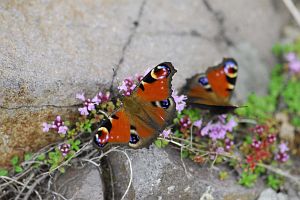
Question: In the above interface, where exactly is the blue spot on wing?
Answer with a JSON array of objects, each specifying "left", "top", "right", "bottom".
[{"left": 198, "top": 76, "right": 209, "bottom": 86}]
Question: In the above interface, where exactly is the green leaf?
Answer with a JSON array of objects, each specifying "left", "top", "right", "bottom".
[
  {"left": 239, "top": 171, "right": 257, "bottom": 187},
  {"left": 14, "top": 166, "right": 23, "bottom": 173},
  {"left": 236, "top": 93, "right": 275, "bottom": 121},
  {"left": 48, "top": 152, "right": 56, "bottom": 160},
  {"left": 161, "top": 139, "right": 169, "bottom": 147},
  {"left": 58, "top": 167, "right": 65, "bottom": 173},
  {"left": 282, "top": 80, "right": 300, "bottom": 114},
  {"left": 0, "top": 169, "right": 9, "bottom": 176},
  {"left": 37, "top": 154, "right": 46, "bottom": 161},
  {"left": 155, "top": 139, "right": 169, "bottom": 148},
  {"left": 24, "top": 153, "right": 33, "bottom": 161},
  {"left": 182, "top": 109, "right": 201, "bottom": 122},
  {"left": 70, "top": 139, "right": 81, "bottom": 151},
  {"left": 267, "top": 174, "right": 281, "bottom": 190},
  {"left": 48, "top": 150, "right": 61, "bottom": 163},
  {"left": 272, "top": 43, "right": 283, "bottom": 56},
  {"left": 154, "top": 139, "right": 164, "bottom": 148},
  {"left": 181, "top": 149, "right": 189, "bottom": 158},
  {"left": 254, "top": 166, "right": 266, "bottom": 175},
  {"left": 292, "top": 116, "right": 300, "bottom": 127},
  {"left": 245, "top": 135, "right": 253, "bottom": 145},
  {"left": 74, "top": 139, "right": 81, "bottom": 145},
  {"left": 50, "top": 164, "right": 58, "bottom": 171},
  {"left": 11, "top": 156, "right": 19, "bottom": 166}
]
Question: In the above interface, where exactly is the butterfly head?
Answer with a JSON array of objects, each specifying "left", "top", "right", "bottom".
[
  {"left": 151, "top": 65, "right": 171, "bottom": 80},
  {"left": 223, "top": 59, "right": 238, "bottom": 78}
]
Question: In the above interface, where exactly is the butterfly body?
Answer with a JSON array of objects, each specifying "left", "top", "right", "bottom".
[
  {"left": 184, "top": 58, "right": 238, "bottom": 113},
  {"left": 94, "top": 63, "right": 177, "bottom": 149}
]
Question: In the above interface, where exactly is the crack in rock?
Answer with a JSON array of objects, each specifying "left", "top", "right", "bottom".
[
  {"left": 202, "top": 0, "right": 234, "bottom": 47},
  {"left": 110, "top": 0, "right": 147, "bottom": 93}
]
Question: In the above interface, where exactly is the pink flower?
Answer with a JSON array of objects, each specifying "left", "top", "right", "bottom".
[
  {"left": 224, "top": 118, "right": 237, "bottom": 132},
  {"left": 59, "top": 143, "right": 71, "bottom": 156},
  {"left": 278, "top": 142, "right": 289, "bottom": 153},
  {"left": 225, "top": 138, "right": 234, "bottom": 151},
  {"left": 76, "top": 93, "right": 86, "bottom": 101},
  {"left": 42, "top": 116, "right": 68, "bottom": 135},
  {"left": 51, "top": 116, "right": 63, "bottom": 131},
  {"left": 92, "top": 91, "right": 110, "bottom": 105},
  {"left": 161, "top": 129, "right": 172, "bottom": 138},
  {"left": 78, "top": 107, "right": 89, "bottom": 116},
  {"left": 58, "top": 126, "right": 68, "bottom": 135},
  {"left": 87, "top": 101, "right": 95, "bottom": 111},
  {"left": 267, "top": 134, "right": 276, "bottom": 143},
  {"left": 289, "top": 60, "right": 300, "bottom": 73},
  {"left": 193, "top": 120, "right": 202, "bottom": 128},
  {"left": 275, "top": 152, "right": 289, "bottom": 163},
  {"left": 179, "top": 116, "right": 192, "bottom": 129},
  {"left": 285, "top": 52, "right": 297, "bottom": 62},
  {"left": 216, "top": 147, "right": 225, "bottom": 154},
  {"left": 200, "top": 122, "right": 210, "bottom": 137},
  {"left": 285, "top": 52, "right": 300, "bottom": 73},
  {"left": 252, "top": 125, "right": 266, "bottom": 135},
  {"left": 251, "top": 139, "right": 262, "bottom": 149},
  {"left": 42, "top": 122, "right": 51, "bottom": 132},
  {"left": 208, "top": 123, "right": 227, "bottom": 140},
  {"left": 172, "top": 90, "right": 187, "bottom": 113},
  {"left": 76, "top": 93, "right": 95, "bottom": 115},
  {"left": 201, "top": 122, "right": 226, "bottom": 140},
  {"left": 118, "top": 78, "right": 137, "bottom": 96},
  {"left": 200, "top": 115, "right": 237, "bottom": 141},
  {"left": 218, "top": 114, "right": 227, "bottom": 124}
]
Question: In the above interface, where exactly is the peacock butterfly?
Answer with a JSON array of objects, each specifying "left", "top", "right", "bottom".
[
  {"left": 183, "top": 58, "right": 238, "bottom": 114},
  {"left": 93, "top": 62, "right": 177, "bottom": 148}
]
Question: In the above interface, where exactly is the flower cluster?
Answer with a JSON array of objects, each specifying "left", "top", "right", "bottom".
[
  {"left": 59, "top": 143, "right": 71, "bottom": 156},
  {"left": 172, "top": 90, "right": 187, "bottom": 113},
  {"left": 243, "top": 124, "right": 288, "bottom": 171},
  {"left": 92, "top": 91, "right": 111, "bottom": 105},
  {"left": 224, "top": 138, "right": 234, "bottom": 151},
  {"left": 200, "top": 115, "right": 237, "bottom": 141},
  {"left": 118, "top": 77, "right": 137, "bottom": 96},
  {"left": 179, "top": 116, "right": 192, "bottom": 130},
  {"left": 42, "top": 116, "right": 68, "bottom": 135},
  {"left": 76, "top": 93, "right": 95, "bottom": 116},
  {"left": 285, "top": 52, "right": 300, "bottom": 74},
  {"left": 76, "top": 91, "right": 110, "bottom": 115}
]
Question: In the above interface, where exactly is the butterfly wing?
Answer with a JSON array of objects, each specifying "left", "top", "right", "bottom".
[
  {"left": 94, "top": 62, "right": 177, "bottom": 148},
  {"left": 184, "top": 58, "right": 238, "bottom": 113}
]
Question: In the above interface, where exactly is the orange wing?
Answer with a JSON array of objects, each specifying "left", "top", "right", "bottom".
[
  {"left": 184, "top": 58, "right": 238, "bottom": 113},
  {"left": 136, "top": 62, "right": 176, "bottom": 101},
  {"left": 93, "top": 108, "right": 130, "bottom": 148},
  {"left": 93, "top": 62, "right": 177, "bottom": 148}
]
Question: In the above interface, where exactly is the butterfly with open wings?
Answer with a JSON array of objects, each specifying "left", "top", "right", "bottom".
[
  {"left": 183, "top": 58, "right": 239, "bottom": 114},
  {"left": 93, "top": 62, "right": 177, "bottom": 149}
]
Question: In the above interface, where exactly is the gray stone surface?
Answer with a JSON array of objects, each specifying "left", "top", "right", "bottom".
[
  {"left": 0, "top": 0, "right": 144, "bottom": 107},
  {"left": 257, "top": 188, "right": 289, "bottom": 200},
  {"left": 54, "top": 165, "right": 104, "bottom": 200},
  {"left": 107, "top": 146, "right": 263, "bottom": 200}
]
